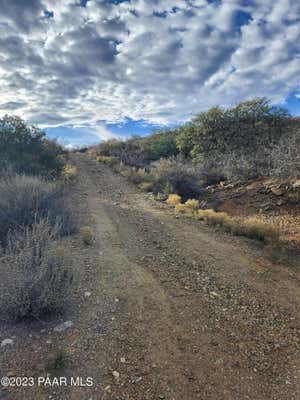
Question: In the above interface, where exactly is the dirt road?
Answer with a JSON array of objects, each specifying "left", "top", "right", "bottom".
[{"left": 1, "top": 153, "right": 299, "bottom": 400}]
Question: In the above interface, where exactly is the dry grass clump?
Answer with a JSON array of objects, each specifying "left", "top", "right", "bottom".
[
  {"left": 166, "top": 194, "right": 182, "bottom": 206},
  {"left": 173, "top": 198, "right": 199, "bottom": 215},
  {"left": 62, "top": 164, "right": 77, "bottom": 180},
  {"left": 197, "top": 209, "right": 279, "bottom": 243},
  {"left": 0, "top": 220, "right": 75, "bottom": 320},
  {"left": 197, "top": 209, "right": 230, "bottom": 226},
  {"left": 174, "top": 203, "right": 188, "bottom": 213},
  {"left": 185, "top": 199, "right": 199, "bottom": 212},
  {"left": 96, "top": 156, "right": 118, "bottom": 166},
  {"left": 80, "top": 226, "right": 93, "bottom": 245},
  {"left": 241, "top": 217, "right": 280, "bottom": 243},
  {"left": 0, "top": 174, "right": 77, "bottom": 245}
]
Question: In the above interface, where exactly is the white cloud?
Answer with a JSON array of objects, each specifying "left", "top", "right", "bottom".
[{"left": 0, "top": 0, "right": 299, "bottom": 130}]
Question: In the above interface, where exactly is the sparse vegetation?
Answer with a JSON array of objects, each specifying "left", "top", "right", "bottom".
[
  {"left": 196, "top": 209, "right": 279, "bottom": 243},
  {"left": 90, "top": 98, "right": 300, "bottom": 187},
  {"left": 46, "top": 349, "right": 70, "bottom": 372},
  {"left": 0, "top": 220, "right": 75, "bottom": 320},
  {"left": 197, "top": 209, "right": 231, "bottom": 227},
  {"left": 0, "top": 173, "right": 77, "bottom": 245},
  {"left": 0, "top": 116, "right": 79, "bottom": 321},
  {"left": 241, "top": 217, "right": 280, "bottom": 243},
  {"left": 85, "top": 99, "right": 299, "bottom": 252}
]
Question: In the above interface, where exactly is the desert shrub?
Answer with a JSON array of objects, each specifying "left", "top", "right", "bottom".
[
  {"left": 121, "top": 166, "right": 151, "bottom": 185},
  {"left": 93, "top": 129, "right": 178, "bottom": 168},
  {"left": 199, "top": 128, "right": 300, "bottom": 183},
  {"left": 149, "top": 157, "right": 203, "bottom": 200},
  {"left": 269, "top": 130, "right": 300, "bottom": 180},
  {"left": 0, "top": 174, "right": 77, "bottom": 245},
  {"left": 94, "top": 138, "right": 147, "bottom": 167},
  {"left": 80, "top": 226, "right": 93, "bottom": 245},
  {"left": 123, "top": 168, "right": 143, "bottom": 184},
  {"left": 0, "top": 115, "right": 64, "bottom": 177},
  {"left": 140, "top": 129, "right": 179, "bottom": 162},
  {"left": 62, "top": 165, "right": 77, "bottom": 181},
  {"left": 138, "top": 182, "right": 152, "bottom": 192},
  {"left": 176, "top": 98, "right": 290, "bottom": 162},
  {"left": 216, "top": 150, "right": 272, "bottom": 182},
  {"left": 166, "top": 194, "right": 182, "bottom": 206},
  {"left": 0, "top": 220, "right": 75, "bottom": 320},
  {"left": 199, "top": 162, "right": 226, "bottom": 186}
]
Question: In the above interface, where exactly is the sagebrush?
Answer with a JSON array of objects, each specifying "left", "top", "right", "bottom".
[
  {"left": 0, "top": 220, "right": 76, "bottom": 320},
  {"left": 0, "top": 173, "right": 77, "bottom": 245}
]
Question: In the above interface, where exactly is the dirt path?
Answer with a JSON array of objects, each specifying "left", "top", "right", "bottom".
[{"left": 1, "top": 153, "right": 299, "bottom": 400}]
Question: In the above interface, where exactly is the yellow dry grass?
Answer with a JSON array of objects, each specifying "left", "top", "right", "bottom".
[{"left": 166, "top": 194, "right": 182, "bottom": 206}]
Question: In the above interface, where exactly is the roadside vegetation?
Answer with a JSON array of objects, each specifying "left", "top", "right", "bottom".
[
  {"left": 89, "top": 98, "right": 300, "bottom": 255},
  {"left": 0, "top": 115, "right": 78, "bottom": 321}
]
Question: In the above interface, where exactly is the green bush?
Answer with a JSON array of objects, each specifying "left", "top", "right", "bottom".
[
  {"left": 0, "top": 115, "right": 64, "bottom": 177},
  {"left": 176, "top": 98, "right": 290, "bottom": 161},
  {"left": 140, "top": 129, "right": 179, "bottom": 162},
  {"left": 93, "top": 129, "right": 178, "bottom": 167}
]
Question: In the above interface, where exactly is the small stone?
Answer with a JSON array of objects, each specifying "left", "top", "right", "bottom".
[
  {"left": 120, "top": 357, "right": 126, "bottom": 363},
  {"left": 112, "top": 371, "right": 120, "bottom": 381},
  {"left": 53, "top": 321, "right": 74, "bottom": 332},
  {"left": 271, "top": 187, "right": 284, "bottom": 196},
  {"left": 131, "top": 376, "right": 142, "bottom": 384},
  {"left": 84, "top": 291, "right": 92, "bottom": 298},
  {"left": 292, "top": 179, "right": 300, "bottom": 189},
  {"left": 1, "top": 338, "right": 14, "bottom": 347},
  {"left": 210, "top": 291, "right": 220, "bottom": 298}
]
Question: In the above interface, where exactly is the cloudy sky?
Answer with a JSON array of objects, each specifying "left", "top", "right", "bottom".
[{"left": 0, "top": 0, "right": 300, "bottom": 146}]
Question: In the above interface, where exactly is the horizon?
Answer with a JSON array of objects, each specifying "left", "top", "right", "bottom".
[{"left": 1, "top": 0, "right": 300, "bottom": 147}]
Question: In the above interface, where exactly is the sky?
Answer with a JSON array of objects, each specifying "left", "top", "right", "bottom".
[{"left": 0, "top": 0, "right": 300, "bottom": 147}]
